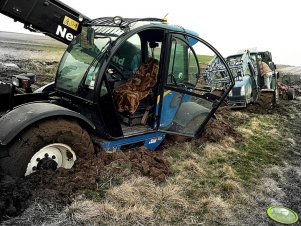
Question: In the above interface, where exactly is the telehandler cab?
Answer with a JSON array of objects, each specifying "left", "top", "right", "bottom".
[{"left": 0, "top": 0, "right": 234, "bottom": 177}]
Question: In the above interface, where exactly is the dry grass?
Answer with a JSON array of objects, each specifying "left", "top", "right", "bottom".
[
  {"left": 198, "top": 196, "right": 233, "bottom": 224},
  {"left": 62, "top": 177, "right": 189, "bottom": 225}
]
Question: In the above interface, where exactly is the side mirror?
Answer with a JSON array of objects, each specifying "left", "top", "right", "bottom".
[{"left": 80, "top": 25, "right": 95, "bottom": 49}]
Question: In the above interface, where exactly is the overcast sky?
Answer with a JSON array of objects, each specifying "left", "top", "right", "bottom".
[{"left": 0, "top": 0, "right": 300, "bottom": 66}]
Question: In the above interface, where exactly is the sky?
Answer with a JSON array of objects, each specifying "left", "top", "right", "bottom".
[{"left": 0, "top": 0, "right": 300, "bottom": 66}]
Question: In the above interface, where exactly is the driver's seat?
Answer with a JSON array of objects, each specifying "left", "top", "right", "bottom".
[{"left": 113, "top": 58, "right": 159, "bottom": 114}]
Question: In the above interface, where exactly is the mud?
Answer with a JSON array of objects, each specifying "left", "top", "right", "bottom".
[
  {"left": 245, "top": 95, "right": 276, "bottom": 114},
  {"left": 102, "top": 148, "right": 170, "bottom": 183},
  {"left": 0, "top": 148, "right": 170, "bottom": 221},
  {"left": 194, "top": 116, "right": 242, "bottom": 145}
]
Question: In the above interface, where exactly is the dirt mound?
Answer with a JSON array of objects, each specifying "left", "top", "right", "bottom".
[
  {"left": 127, "top": 148, "right": 170, "bottom": 182},
  {"left": 194, "top": 118, "right": 241, "bottom": 146},
  {"left": 0, "top": 148, "right": 170, "bottom": 221},
  {"left": 192, "top": 107, "right": 242, "bottom": 145},
  {"left": 164, "top": 107, "right": 242, "bottom": 146},
  {"left": 100, "top": 148, "right": 170, "bottom": 183},
  {"left": 245, "top": 95, "right": 276, "bottom": 114},
  {"left": 0, "top": 173, "right": 32, "bottom": 220}
]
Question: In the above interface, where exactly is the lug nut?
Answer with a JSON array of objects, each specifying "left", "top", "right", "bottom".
[
  {"left": 45, "top": 153, "right": 49, "bottom": 158},
  {"left": 52, "top": 155, "right": 56, "bottom": 159},
  {"left": 32, "top": 166, "right": 37, "bottom": 171},
  {"left": 36, "top": 158, "right": 40, "bottom": 162}
]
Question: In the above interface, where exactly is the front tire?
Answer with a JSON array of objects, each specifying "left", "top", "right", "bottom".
[{"left": 0, "top": 118, "right": 94, "bottom": 177}]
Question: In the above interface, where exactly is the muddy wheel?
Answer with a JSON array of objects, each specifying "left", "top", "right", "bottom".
[
  {"left": 0, "top": 118, "right": 94, "bottom": 177},
  {"left": 257, "top": 92, "right": 276, "bottom": 109},
  {"left": 287, "top": 88, "right": 295, "bottom": 100}
]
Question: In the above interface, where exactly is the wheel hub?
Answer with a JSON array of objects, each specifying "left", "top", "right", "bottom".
[
  {"left": 36, "top": 153, "right": 58, "bottom": 171},
  {"left": 25, "top": 143, "right": 77, "bottom": 176}
]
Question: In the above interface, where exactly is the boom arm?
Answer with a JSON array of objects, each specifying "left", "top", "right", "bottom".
[{"left": 0, "top": 0, "right": 90, "bottom": 44}]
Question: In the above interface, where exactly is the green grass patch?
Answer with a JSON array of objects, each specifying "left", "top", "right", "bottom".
[
  {"left": 197, "top": 54, "right": 214, "bottom": 63},
  {"left": 229, "top": 115, "right": 286, "bottom": 185}
]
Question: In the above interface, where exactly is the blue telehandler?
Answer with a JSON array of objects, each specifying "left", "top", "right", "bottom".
[{"left": 0, "top": 0, "right": 234, "bottom": 177}]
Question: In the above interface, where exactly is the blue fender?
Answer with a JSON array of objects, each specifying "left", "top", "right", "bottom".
[{"left": 0, "top": 102, "right": 95, "bottom": 145}]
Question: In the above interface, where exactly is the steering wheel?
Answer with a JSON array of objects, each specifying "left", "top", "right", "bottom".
[{"left": 108, "top": 63, "right": 126, "bottom": 81}]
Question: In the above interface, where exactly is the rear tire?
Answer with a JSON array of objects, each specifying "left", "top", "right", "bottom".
[
  {"left": 257, "top": 92, "right": 276, "bottom": 109},
  {"left": 0, "top": 118, "right": 94, "bottom": 178}
]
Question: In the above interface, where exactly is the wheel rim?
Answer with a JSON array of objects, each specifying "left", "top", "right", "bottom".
[{"left": 25, "top": 143, "right": 77, "bottom": 176}]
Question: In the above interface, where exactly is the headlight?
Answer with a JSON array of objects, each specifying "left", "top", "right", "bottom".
[
  {"left": 240, "top": 86, "right": 245, "bottom": 95},
  {"left": 228, "top": 90, "right": 233, "bottom": 97}
]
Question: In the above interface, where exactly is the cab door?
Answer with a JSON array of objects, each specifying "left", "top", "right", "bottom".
[{"left": 157, "top": 34, "right": 234, "bottom": 137}]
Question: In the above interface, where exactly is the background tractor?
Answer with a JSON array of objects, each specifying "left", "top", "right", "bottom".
[{"left": 207, "top": 49, "right": 279, "bottom": 109}]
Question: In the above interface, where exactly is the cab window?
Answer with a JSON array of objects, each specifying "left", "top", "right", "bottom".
[
  {"left": 111, "top": 34, "right": 142, "bottom": 77},
  {"left": 148, "top": 41, "right": 162, "bottom": 61},
  {"left": 167, "top": 37, "right": 198, "bottom": 86}
]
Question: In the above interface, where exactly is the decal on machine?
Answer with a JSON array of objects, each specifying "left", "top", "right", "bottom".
[
  {"left": 56, "top": 25, "right": 75, "bottom": 41},
  {"left": 55, "top": 16, "right": 79, "bottom": 42},
  {"left": 63, "top": 16, "right": 79, "bottom": 31}
]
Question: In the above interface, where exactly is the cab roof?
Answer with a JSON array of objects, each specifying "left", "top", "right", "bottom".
[{"left": 86, "top": 17, "right": 199, "bottom": 38}]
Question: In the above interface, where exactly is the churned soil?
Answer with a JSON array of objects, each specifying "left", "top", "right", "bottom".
[
  {"left": 197, "top": 117, "right": 241, "bottom": 144},
  {"left": 0, "top": 147, "right": 171, "bottom": 220}
]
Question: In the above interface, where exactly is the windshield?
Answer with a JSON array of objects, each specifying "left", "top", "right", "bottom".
[{"left": 56, "top": 35, "right": 113, "bottom": 93}]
